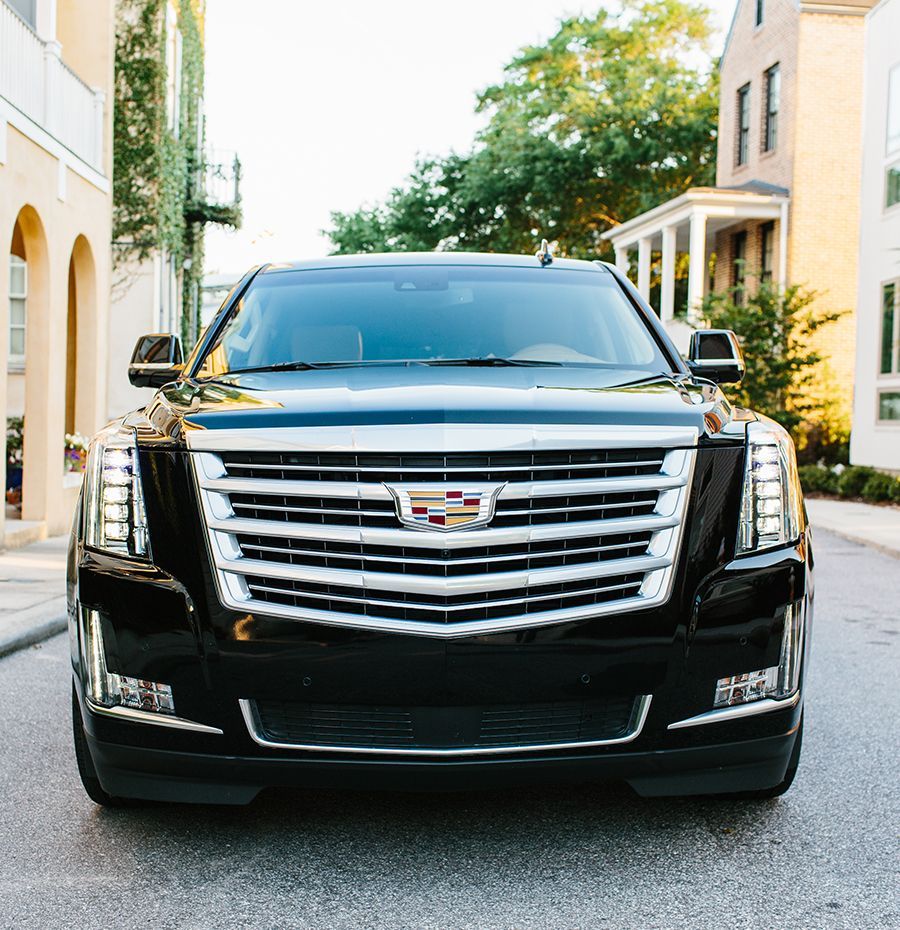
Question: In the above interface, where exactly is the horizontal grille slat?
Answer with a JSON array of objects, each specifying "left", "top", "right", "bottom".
[
  {"left": 221, "top": 449, "right": 668, "bottom": 485},
  {"left": 244, "top": 573, "right": 644, "bottom": 624},
  {"left": 193, "top": 441, "right": 694, "bottom": 636},
  {"left": 235, "top": 531, "right": 653, "bottom": 576}
]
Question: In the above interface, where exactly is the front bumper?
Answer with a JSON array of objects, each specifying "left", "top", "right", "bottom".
[
  {"left": 80, "top": 702, "right": 802, "bottom": 803},
  {"left": 70, "top": 522, "right": 812, "bottom": 803}
]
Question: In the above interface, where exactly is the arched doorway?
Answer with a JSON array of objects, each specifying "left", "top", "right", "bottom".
[
  {"left": 7, "top": 206, "right": 51, "bottom": 525},
  {"left": 65, "top": 235, "right": 99, "bottom": 446}
]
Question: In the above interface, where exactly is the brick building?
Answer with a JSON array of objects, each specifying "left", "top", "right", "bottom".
[{"left": 602, "top": 0, "right": 875, "bottom": 432}]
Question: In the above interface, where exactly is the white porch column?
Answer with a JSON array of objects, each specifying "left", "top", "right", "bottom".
[
  {"left": 778, "top": 201, "right": 789, "bottom": 291},
  {"left": 687, "top": 211, "right": 707, "bottom": 325},
  {"left": 614, "top": 246, "right": 629, "bottom": 275},
  {"left": 660, "top": 225, "right": 677, "bottom": 323},
  {"left": 637, "top": 237, "right": 652, "bottom": 301}
]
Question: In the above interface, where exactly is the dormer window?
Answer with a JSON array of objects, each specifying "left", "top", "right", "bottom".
[{"left": 755, "top": 0, "right": 765, "bottom": 27}]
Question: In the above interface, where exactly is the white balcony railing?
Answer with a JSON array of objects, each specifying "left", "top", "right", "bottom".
[{"left": 0, "top": 2, "right": 104, "bottom": 173}]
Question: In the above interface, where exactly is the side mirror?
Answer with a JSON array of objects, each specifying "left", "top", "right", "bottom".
[
  {"left": 128, "top": 333, "right": 184, "bottom": 388},
  {"left": 686, "top": 329, "right": 745, "bottom": 385}
]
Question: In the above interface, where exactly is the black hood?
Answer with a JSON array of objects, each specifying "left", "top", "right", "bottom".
[{"left": 143, "top": 366, "right": 746, "bottom": 444}]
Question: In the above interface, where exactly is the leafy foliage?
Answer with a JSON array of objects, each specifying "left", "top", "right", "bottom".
[
  {"left": 836, "top": 465, "right": 877, "bottom": 499},
  {"left": 859, "top": 470, "right": 900, "bottom": 503},
  {"left": 700, "top": 280, "right": 846, "bottom": 442},
  {"left": 798, "top": 463, "right": 900, "bottom": 502},
  {"left": 112, "top": 0, "right": 167, "bottom": 259},
  {"left": 113, "top": 1, "right": 240, "bottom": 343},
  {"left": 328, "top": 0, "right": 719, "bottom": 256},
  {"left": 797, "top": 464, "right": 838, "bottom": 495}
]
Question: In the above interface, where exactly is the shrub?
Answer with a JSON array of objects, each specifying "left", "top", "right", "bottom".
[
  {"left": 701, "top": 280, "right": 844, "bottom": 436},
  {"left": 860, "top": 471, "right": 900, "bottom": 503},
  {"left": 798, "top": 464, "right": 838, "bottom": 494},
  {"left": 836, "top": 465, "right": 877, "bottom": 499}
]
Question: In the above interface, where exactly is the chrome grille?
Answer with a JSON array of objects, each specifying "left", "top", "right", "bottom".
[{"left": 190, "top": 424, "right": 697, "bottom": 637}]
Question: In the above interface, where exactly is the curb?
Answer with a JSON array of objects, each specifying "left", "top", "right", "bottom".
[
  {"left": 810, "top": 524, "right": 900, "bottom": 561},
  {"left": 0, "top": 597, "right": 68, "bottom": 659}
]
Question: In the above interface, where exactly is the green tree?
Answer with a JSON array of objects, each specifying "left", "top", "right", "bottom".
[
  {"left": 328, "top": 0, "right": 719, "bottom": 256},
  {"left": 701, "top": 279, "right": 847, "bottom": 455}
]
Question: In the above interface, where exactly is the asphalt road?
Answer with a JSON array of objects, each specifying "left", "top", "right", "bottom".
[{"left": 0, "top": 529, "right": 897, "bottom": 930}]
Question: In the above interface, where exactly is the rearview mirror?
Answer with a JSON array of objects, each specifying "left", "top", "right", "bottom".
[
  {"left": 686, "top": 329, "right": 745, "bottom": 385},
  {"left": 128, "top": 333, "right": 184, "bottom": 388}
]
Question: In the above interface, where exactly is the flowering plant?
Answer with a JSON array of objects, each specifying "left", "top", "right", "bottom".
[
  {"left": 7, "top": 417, "right": 23, "bottom": 468},
  {"left": 64, "top": 433, "right": 89, "bottom": 474}
]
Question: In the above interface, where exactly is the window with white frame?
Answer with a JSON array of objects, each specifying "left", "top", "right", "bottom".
[
  {"left": 881, "top": 281, "right": 899, "bottom": 376},
  {"left": 887, "top": 66, "right": 900, "bottom": 210},
  {"left": 736, "top": 84, "right": 751, "bottom": 166},
  {"left": 763, "top": 65, "right": 780, "bottom": 152},
  {"left": 887, "top": 64, "right": 900, "bottom": 156},
  {"left": 9, "top": 255, "right": 27, "bottom": 368}
]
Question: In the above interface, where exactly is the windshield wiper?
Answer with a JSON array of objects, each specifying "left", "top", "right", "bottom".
[
  {"left": 611, "top": 372, "right": 684, "bottom": 388},
  {"left": 419, "top": 357, "right": 564, "bottom": 367},
  {"left": 209, "top": 360, "right": 370, "bottom": 377}
]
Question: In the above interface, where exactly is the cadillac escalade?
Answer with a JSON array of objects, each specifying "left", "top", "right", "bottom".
[{"left": 68, "top": 251, "right": 811, "bottom": 805}]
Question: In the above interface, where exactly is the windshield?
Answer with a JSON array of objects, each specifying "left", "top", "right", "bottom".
[{"left": 194, "top": 264, "right": 672, "bottom": 377}]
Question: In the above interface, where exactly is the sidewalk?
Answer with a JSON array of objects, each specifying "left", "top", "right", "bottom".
[
  {"left": 805, "top": 497, "right": 900, "bottom": 559},
  {"left": 0, "top": 535, "right": 68, "bottom": 658}
]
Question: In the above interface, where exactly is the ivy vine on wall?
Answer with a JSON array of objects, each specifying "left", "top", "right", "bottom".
[{"left": 112, "top": 0, "right": 241, "bottom": 344}]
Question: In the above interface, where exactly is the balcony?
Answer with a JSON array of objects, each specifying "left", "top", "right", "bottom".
[
  {"left": 0, "top": 1, "right": 104, "bottom": 173},
  {"left": 184, "top": 148, "right": 242, "bottom": 227}
]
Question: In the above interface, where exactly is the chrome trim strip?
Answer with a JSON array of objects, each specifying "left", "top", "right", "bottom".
[
  {"left": 220, "top": 551, "right": 672, "bottom": 596},
  {"left": 196, "top": 473, "right": 688, "bottom": 500},
  {"left": 238, "top": 537, "right": 648, "bottom": 567},
  {"left": 187, "top": 423, "right": 700, "bottom": 453},
  {"left": 667, "top": 691, "right": 801, "bottom": 730},
  {"left": 214, "top": 457, "right": 667, "bottom": 475},
  {"left": 217, "top": 573, "right": 668, "bottom": 638},
  {"left": 239, "top": 695, "right": 652, "bottom": 756},
  {"left": 204, "top": 512, "right": 681, "bottom": 548},
  {"left": 245, "top": 577, "right": 642, "bottom": 612},
  {"left": 85, "top": 700, "right": 224, "bottom": 735}
]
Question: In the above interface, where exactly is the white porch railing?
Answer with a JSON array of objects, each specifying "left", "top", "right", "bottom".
[{"left": 0, "top": 2, "right": 104, "bottom": 173}]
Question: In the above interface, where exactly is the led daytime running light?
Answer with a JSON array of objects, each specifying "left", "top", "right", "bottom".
[
  {"left": 84, "top": 424, "right": 150, "bottom": 559},
  {"left": 738, "top": 420, "right": 801, "bottom": 554}
]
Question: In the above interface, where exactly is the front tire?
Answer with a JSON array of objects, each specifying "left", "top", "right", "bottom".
[{"left": 71, "top": 686, "right": 142, "bottom": 808}]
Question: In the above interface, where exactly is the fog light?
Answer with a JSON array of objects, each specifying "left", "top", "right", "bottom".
[
  {"left": 82, "top": 608, "right": 175, "bottom": 715},
  {"left": 115, "top": 676, "right": 175, "bottom": 714},
  {"left": 715, "top": 668, "right": 777, "bottom": 706},
  {"left": 714, "top": 601, "right": 805, "bottom": 708}
]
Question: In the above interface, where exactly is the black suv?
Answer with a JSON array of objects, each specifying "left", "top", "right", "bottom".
[{"left": 69, "top": 253, "right": 810, "bottom": 805}]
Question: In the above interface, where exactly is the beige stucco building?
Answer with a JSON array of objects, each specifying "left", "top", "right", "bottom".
[
  {"left": 850, "top": 0, "right": 900, "bottom": 472},
  {"left": 603, "top": 0, "right": 874, "bottom": 435},
  {"left": 0, "top": 0, "right": 114, "bottom": 543}
]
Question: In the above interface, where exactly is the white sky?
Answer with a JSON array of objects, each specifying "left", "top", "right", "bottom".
[{"left": 203, "top": 0, "right": 735, "bottom": 275}]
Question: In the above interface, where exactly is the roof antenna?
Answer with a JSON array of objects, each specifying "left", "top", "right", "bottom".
[{"left": 535, "top": 238, "right": 554, "bottom": 266}]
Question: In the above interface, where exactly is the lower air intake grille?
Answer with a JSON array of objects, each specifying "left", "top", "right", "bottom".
[{"left": 251, "top": 696, "right": 640, "bottom": 752}]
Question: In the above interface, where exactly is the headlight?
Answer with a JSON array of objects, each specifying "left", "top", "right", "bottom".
[
  {"left": 83, "top": 423, "right": 151, "bottom": 559},
  {"left": 737, "top": 419, "right": 802, "bottom": 554}
]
